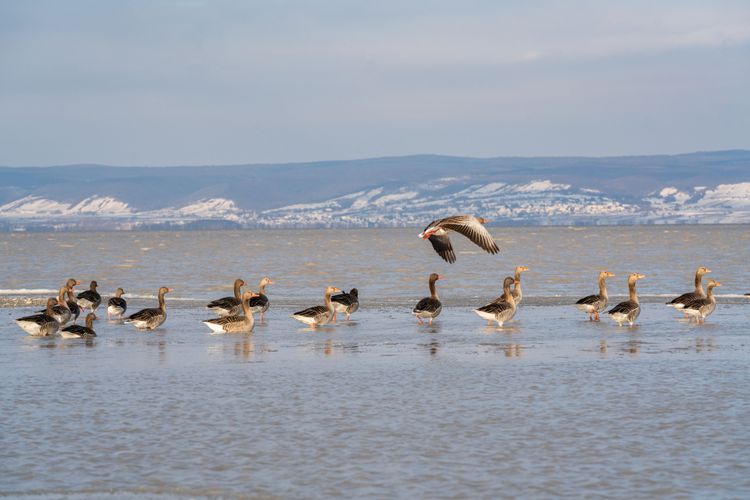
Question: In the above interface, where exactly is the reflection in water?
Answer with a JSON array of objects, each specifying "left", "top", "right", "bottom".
[
  {"left": 695, "top": 337, "right": 716, "bottom": 353},
  {"left": 599, "top": 339, "right": 608, "bottom": 355},
  {"left": 623, "top": 339, "right": 640, "bottom": 356},
  {"left": 503, "top": 343, "right": 523, "bottom": 358},
  {"left": 158, "top": 340, "right": 167, "bottom": 363},
  {"left": 235, "top": 339, "right": 254, "bottom": 359}
]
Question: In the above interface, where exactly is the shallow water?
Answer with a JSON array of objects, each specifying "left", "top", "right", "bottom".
[{"left": 1, "top": 226, "right": 749, "bottom": 498}]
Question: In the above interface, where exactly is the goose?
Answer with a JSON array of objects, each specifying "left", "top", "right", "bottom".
[
  {"left": 331, "top": 288, "right": 359, "bottom": 322},
  {"left": 418, "top": 215, "right": 499, "bottom": 263},
  {"left": 39, "top": 286, "right": 72, "bottom": 325},
  {"left": 575, "top": 271, "right": 615, "bottom": 321},
  {"left": 16, "top": 298, "right": 60, "bottom": 336},
  {"left": 77, "top": 280, "right": 101, "bottom": 314},
  {"left": 124, "top": 286, "right": 172, "bottom": 330},
  {"left": 608, "top": 273, "right": 646, "bottom": 326},
  {"left": 667, "top": 267, "right": 711, "bottom": 310},
  {"left": 206, "top": 278, "right": 245, "bottom": 317},
  {"left": 474, "top": 276, "right": 517, "bottom": 327},
  {"left": 511, "top": 266, "right": 529, "bottom": 304},
  {"left": 413, "top": 273, "right": 443, "bottom": 325},
  {"left": 682, "top": 280, "right": 721, "bottom": 323},
  {"left": 65, "top": 278, "right": 81, "bottom": 322},
  {"left": 248, "top": 277, "right": 273, "bottom": 321},
  {"left": 202, "top": 290, "right": 259, "bottom": 334},
  {"left": 291, "top": 286, "right": 343, "bottom": 328},
  {"left": 107, "top": 288, "right": 127, "bottom": 319},
  {"left": 60, "top": 313, "right": 97, "bottom": 338}
]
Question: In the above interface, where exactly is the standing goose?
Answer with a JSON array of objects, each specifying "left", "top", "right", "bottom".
[
  {"left": 202, "top": 290, "right": 260, "bottom": 334},
  {"left": 474, "top": 276, "right": 517, "bottom": 327},
  {"left": 413, "top": 273, "right": 443, "bottom": 325},
  {"left": 418, "top": 215, "right": 500, "bottom": 263},
  {"left": 206, "top": 278, "right": 245, "bottom": 317},
  {"left": 65, "top": 278, "right": 81, "bottom": 323},
  {"left": 66, "top": 289, "right": 81, "bottom": 323},
  {"left": 16, "top": 298, "right": 60, "bottom": 336},
  {"left": 39, "top": 286, "right": 72, "bottom": 325},
  {"left": 575, "top": 271, "right": 615, "bottom": 321},
  {"left": 107, "top": 288, "right": 127, "bottom": 319},
  {"left": 125, "top": 286, "right": 172, "bottom": 330},
  {"left": 667, "top": 267, "right": 711, "bottom": 310},
  {"left": 291, "top": 286, "right": 343, "bottom": 328},
  {"left": 682, "top": 280, "right": 721, "bottom": 323},
  {"left": 248, "top": 277, "right": 273, "bottom": 321},
  {"left": 511, "top": 266, "right": 529, "bottom": 304},
  {"left": 331, "top": 288, "right": 359, "bottom": 322},
  {"left": 77, "top": 280, "right": 102, "bottom": 314},
  {"left": 608, "top": 273, "right": 646, "bottom": 326},
  {"left": 60, "top": 313, "right": 97, "bottom": 338}
]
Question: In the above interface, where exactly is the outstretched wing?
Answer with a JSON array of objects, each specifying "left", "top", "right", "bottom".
[
  {"left": 441, "top": 216, "right": 499, "bottom": 255},
  {"left": 428, "top": 234, "right": 456, "bottom": 263}
]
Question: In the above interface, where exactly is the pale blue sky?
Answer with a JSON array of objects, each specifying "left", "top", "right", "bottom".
[{"left": 1, "top": 0, "right": 748, "bottom": 166}]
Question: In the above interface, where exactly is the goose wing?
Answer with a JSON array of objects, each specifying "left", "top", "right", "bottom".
[
  {"left": 206, "top": 296, "right": 240, "bottom": 310},
  {"left": 667, "top": 291, "right": 700, "bottom": 306},
  {"left": 576, "top": 294, "right": 602, "bottom": 305},
  {"left": 127, "top": 307, "right": 161, "bottom": 322},
  {"left": 440, "top": 216, "right": 499, "bottom": 255},
  {"left": 204, "top": 315, "right": 242, "bottom": 326},
  {"left": 248, "top": 294, "right": 268, "bottom": 308},
  {"left": 608, "top": 300, "right": 637, "bottom": 315},
  {"left": 108, "top": 297, "right": 127, "bottom": 309},
  {"left": 682, "top": 297, "right": 709, "bottom": 311},
  {"left": 413, "top": 297, "right": 441, "bottom": 313},
  {"left": 331, "top": 292, "right": 354, "bottom": 307},
  {"left": 293, "top": 305, "right": 327, "bottom": 318},
  {"left": 477, "top": 301, "right": 513, "bottom": 315},
  {"left": 428, "top": 234, "right": 456, "bottom": 264}
]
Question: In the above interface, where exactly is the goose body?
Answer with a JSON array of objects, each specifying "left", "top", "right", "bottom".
[
  {"left": 60, "top": 313, "right": 97, "bottom": 338},
  {"left": 248, "top": 277, "right": 273, "bottom": 320},
  {"left": 125, "top": 287, "right": 172, "bottom": 330},
  {"left": 418, "top": 215, "right": 499, "bottom": 263},
  {"left": 682, "top": 281, "right": 721, "bottom": 323},
  {"left": 77, "top": 280, "right": 101, "bottom": 313},
  {"left": 413, "top": 274, "right": 443, "bottom": 324},
  {"left": 66, "top": 289, "right": 81, "bottom": 323},
  {"left": 292, "top": 286, "right": 342, "bottom": 327},
  {"left": 331, "top": 288, "right": 359, "bottom": 321},
  {"left": 107, "top": 288, "right": 127, "bottom": 319},
  {"left": 206, "top": 278, "right": 245, "bottom": 317},
  {"left": 16, "top": 298, "right": 60, "bottom": 336},
  {"left": 608, "top": 273, "right": 645, "bottom": 326},
  {"left": 575, "top": 271, "right": 615, "bottom": 321},
  {"left": 45, "top": 286, "right": 72, "bottom": 325},
  {"left": 475, "top": 276, "right": 517, "bottom": 326},
  {"left": 667, "top": 267, "right": 710, "bottom": 310},
  {"left": 203, "top": 291, "right": 259, "bottom": 334}
]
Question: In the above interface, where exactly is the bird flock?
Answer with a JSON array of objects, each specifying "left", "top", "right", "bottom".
[{"left": 12, "top": 215, "right": 728, "bottom": 337}]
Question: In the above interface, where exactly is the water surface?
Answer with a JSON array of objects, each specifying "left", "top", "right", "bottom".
[{"left": 1, "top": 226, "right": 749, "bottom": 498}]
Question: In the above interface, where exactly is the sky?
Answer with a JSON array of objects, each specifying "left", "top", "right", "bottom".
[{"left": 0, "top": 0, "right": 748, "bottom": 166}]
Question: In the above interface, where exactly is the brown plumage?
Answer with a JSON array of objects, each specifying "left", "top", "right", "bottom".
[{"left": 418, "top": 215, "right": 500, "bottom": 263}]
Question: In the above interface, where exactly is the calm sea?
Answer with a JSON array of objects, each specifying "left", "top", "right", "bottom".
[{"left": 1, "top": 226, "right": 749, "bottom": 498}]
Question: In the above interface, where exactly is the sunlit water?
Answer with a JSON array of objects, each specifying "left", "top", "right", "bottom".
[{"left": 1, "top": 226, "right": 749, "bottom": 498}]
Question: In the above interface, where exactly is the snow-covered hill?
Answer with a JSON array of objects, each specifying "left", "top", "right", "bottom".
[{"left": 1, "top": 151, "right": 749, "bottom": 230}]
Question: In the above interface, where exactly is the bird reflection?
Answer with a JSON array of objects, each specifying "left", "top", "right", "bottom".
[
  {"left": 503, "top": 343, "right": 522, "bottom": 357},
  {"left": 158, "top": 340, "right": 167, "bottom": 363},
  {"left": 599, "top": 339, "right": 608, "bottom": 355},
  {"left": 234, "top": 339, "right": 254, "bottom": 359},
  {"left": 623, "top": 339, "right": 640, "bottom": 356},
  {"left": 695, "top": 337, "right": 716, "bottom": 353}
]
